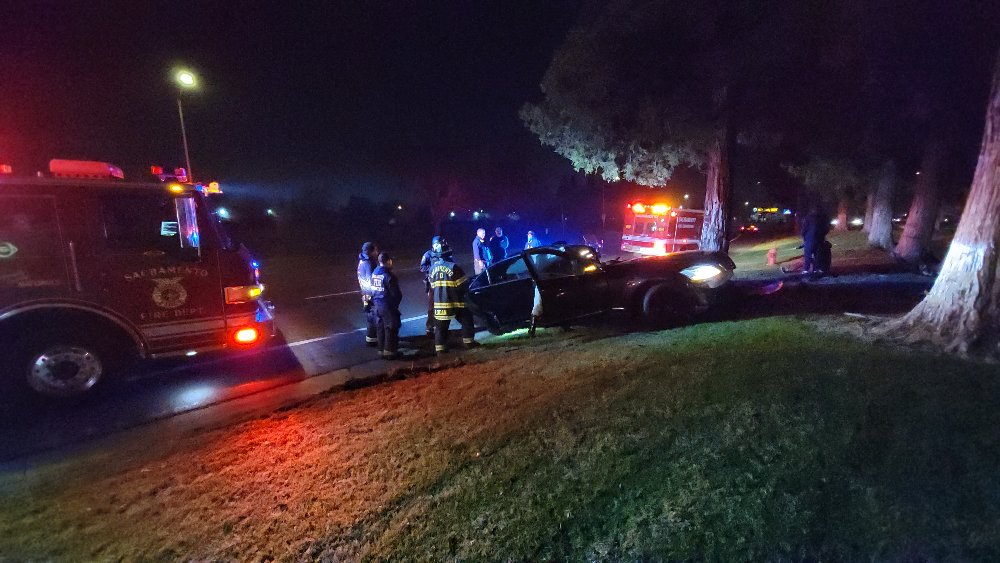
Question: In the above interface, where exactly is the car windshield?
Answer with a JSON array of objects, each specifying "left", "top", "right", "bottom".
[{"left": 205, "top": 198, "right": 237, "bottom": 251}]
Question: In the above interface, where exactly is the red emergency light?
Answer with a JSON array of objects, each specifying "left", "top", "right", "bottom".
[
  {"left": 0, "top": 164, "right": 12, "bottom": 174},
  {"left": 150, "top": 165, "right": 164, "bottom": 175},
  {"left": 630, "top": 202, "right": 671, "bottom": 215},
  {"left": 49, "top": 159, "right": 124, "bottom": 180}
]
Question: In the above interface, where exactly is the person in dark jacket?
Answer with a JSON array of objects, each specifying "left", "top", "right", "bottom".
[
  {"left": 371, "top": 252, "right": 402, "bottom": 359},
  {"left": 800, "top": 206, "right": 831, "bottom": 275},
  {"left": 429, "top": 238, "right": 476, "bottom": 354},
  {"left": 488, "top": 227, "right": 509, "bottom": 262},
  {"left": 356, "top": 242, "right": 378, "bottom": 346},
  {"left": 419, "top": 239, "right": 437, "bottom": 337},
  {"left": 472, "top": 228, "right": 490, "bottom": 274}
]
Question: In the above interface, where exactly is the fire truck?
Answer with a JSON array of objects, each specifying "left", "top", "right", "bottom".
[
  {"left": 0, "top": 160, "right": 274, "bottom": 399},
  {"left": 621, "top": 202, "right": 704, "bottom": 256}
]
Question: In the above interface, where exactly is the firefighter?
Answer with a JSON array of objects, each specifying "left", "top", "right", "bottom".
[
  {"left": 356, "top": 242, "right": 378, "bottom": 346},
  {"left": 371, "top": 252, "right": 402, "bottom": 359},
  {"left": 429, "top": 238, "right": 477, "bottom": 354},
  {"left": 800, "top": 206, "right": 831, "bottom": 275},
  {"left": 419, "top": 239, "right": 436, "bottom": 337}
]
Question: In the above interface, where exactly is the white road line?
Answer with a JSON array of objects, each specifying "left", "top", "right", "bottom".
[
  {"left": 304, "top": 290, "right": 360, "bottom": 300},
  {"left": 286, "top": 314, "right": 428, "bottom": 348}
]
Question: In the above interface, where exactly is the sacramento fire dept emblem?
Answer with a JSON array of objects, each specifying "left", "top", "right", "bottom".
[{"left": 151, "top": 277, "right": 188, "bottom": 309}]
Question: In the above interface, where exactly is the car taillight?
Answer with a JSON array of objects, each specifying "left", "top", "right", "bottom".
[
  {"left": 233, "top": 327, "right": 259, "bottom": 344},
  {"left": 225, "top": 284, "right": 264, "bottom": 304}
]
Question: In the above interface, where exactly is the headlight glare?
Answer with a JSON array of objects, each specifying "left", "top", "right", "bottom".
[{"left": 680, "top": 264, "right": 723, "bottom": 282}]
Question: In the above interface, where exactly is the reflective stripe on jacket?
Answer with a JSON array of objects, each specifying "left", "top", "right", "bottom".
[{"left": 429, "top": 258, "right": 469, "bottom": 320}]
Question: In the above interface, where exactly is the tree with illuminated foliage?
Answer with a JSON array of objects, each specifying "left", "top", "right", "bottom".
[
  {"left": 883, "top": 52, "right": 1000, "bottom": 355},
  {"left": 784, "top": 157, "right": 863, "bottom": 232},
  {"left": 522, "top": 0, "right": 837, "bottom": 252}
]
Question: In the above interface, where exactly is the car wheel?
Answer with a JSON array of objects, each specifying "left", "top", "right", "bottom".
[
  {"left": 641, "top": 283, "right": 696, "bottom": 329},
  {"left": 7, "top": 331, "right": 122, "bottom": 399}
]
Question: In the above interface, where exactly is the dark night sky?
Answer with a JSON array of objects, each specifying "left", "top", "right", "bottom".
[
  {"left": 1, "top": 1, "right": 997, "bottom": 213},
  {"left": 0, "top": 0, "right": 580, "bottom": 202}
]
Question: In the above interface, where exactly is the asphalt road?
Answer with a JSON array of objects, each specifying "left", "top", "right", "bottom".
[{"left": 0, "top": 251, "right": 465, "bottom": 461}]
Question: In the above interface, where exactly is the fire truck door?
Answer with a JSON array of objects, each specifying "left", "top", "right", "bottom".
[
  {"left": 96, "top": 192, "right": 224, "bottom": 347},
  {"left": 0, "top": 195, "right": 68, "bottom": 297}
]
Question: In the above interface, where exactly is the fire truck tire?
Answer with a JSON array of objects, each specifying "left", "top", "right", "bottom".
[
  {"left": 7, "top": 330, "right": 125, "bottom": 400},
  {"left": 641, "top": 283, "right": 696, "bottom": 329}
]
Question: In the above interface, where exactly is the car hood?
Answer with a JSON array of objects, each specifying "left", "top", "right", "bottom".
[{"left": 604, "top": 251, "right": 735, "bottom": 276}]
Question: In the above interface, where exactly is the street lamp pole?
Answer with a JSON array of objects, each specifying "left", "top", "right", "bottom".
[
  {"left": 173, "top": 68, "right": 198, "bottom": 182},
  {"left": 176, "top": 97, "right": 193, "bottom": 182}
]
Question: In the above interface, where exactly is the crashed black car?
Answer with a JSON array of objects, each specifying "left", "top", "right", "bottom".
[{"left": 466, "top": 244, "right": 735, "bottom": 334}]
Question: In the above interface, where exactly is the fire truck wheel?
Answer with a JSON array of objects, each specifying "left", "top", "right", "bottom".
[
  {"left": 641, "top": 283, "right": 696, "bottom": 329},
  {"left": 11, "top": 332, "right": 119, "bottom": 399}
]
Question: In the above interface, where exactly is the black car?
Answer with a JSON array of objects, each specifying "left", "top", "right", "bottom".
[{"left": 466, "top": 244, "right": 735, "bottom": 334}]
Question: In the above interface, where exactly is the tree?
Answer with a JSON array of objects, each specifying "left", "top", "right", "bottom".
[
  {"left": 883, "top": 52, "right": 1000, "bottom": 355},
  {"left": 522, "top": 0, "right": 832, "bottom": 252},
  {"left": 422, "top": 178, "right": 470, "bottom": 235},
  {"left": 867, "top": 160, "right": 897, "bottom": 249},
  {"left": 784, "top": 157, "right": 862, "bottom": 230},
  {"left": 894, "top": 138, "right": 947, "bottom": 262}
]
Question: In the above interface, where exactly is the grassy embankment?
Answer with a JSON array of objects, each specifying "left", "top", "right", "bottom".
[{"left": 2, "top": 316, "right": 1000, "bottom": 561}]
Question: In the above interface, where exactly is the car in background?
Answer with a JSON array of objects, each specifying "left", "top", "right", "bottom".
[{"left": 466, "top": 244, "right": 735, "bottom": 334}]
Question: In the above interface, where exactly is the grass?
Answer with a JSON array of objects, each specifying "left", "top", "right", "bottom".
[{"left": 3, "top": 318, "right": 1000, "bottom": 561}]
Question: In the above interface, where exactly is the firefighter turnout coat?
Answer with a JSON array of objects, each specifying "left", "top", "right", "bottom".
[{"left": 429, "top": 255, "right": 470, "bottom": 320}]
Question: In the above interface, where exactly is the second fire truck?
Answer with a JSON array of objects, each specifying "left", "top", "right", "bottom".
[{"left": 621, "top": 202, "right": 704, "bottom": 256}]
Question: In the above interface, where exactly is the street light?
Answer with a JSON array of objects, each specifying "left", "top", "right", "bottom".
[{"left": 173, "top": 68, "right": 198, "bottom": 182}]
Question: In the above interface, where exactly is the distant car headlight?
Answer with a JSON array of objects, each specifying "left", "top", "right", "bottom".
[{"left": 680, "top": 264, "right": 724, "bottom": 282}]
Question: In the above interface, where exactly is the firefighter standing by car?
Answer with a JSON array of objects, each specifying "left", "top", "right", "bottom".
[
  {"left": 357, "top": 242, "right": 379, "bottom": 346},
  {"left": 419, "top": 240, "right": 436, "bottom": 337},
  {"left": 429, "top": 237, "right": 477, "bottom": 354},
  {"left": 370, "top": 252, "right": 402, "bottom": 359}
]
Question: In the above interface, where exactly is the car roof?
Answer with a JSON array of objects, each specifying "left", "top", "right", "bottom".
[{"left": 525, "top": 243, "right": 593, "bottom": 255}]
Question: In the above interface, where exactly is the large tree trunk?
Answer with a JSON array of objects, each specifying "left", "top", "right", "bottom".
[
  {"left": 833, "top": 196, "right": 849, "bottom": 232},
  {"left": 883, "top": 52, "right": 1000, "bottom": 355},
  {"left": 867, "top": 160, "right": 897, "bottom": 250},
  {"left": 700, "top": 119, "right": 731, "bottom": 253},
  {"left": 894, "top": 139, "right": 946, "bottom": 263},
  {"left": 863, "top": 192, "right": 874, "bottom": 233}
]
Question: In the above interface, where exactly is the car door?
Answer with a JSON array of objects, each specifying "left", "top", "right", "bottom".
[
  {"left": 467, "top": 255, "right": 534, "bottom": 327},
  {"left": 525, "top": 249, "right": 608, "bottom": 324},
  {"left": 95, "top": 190, "right": 225, "bottom": 349}
]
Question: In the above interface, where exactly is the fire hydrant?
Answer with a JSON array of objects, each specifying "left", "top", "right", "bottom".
[{"left": 767, "top": 248, "right": 777, "bottom": 265}]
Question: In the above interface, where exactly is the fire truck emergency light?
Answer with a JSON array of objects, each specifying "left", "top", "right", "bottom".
[
  {"left": 0, "top": 164, "right": 12, "bottom": 174},
  {"left": 631, "top": 203, "right": 646, "bottom": 214},
  {"left": 49, "top": 159, "right": 124, "bottom": 180}
]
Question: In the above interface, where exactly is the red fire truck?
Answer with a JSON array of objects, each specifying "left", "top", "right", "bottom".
[
  {"left": 621, "top": 202, "right": 704, "bottom": 256},
  {"left": 0, "top": 160, "right": 274, "bottom": 398}
]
